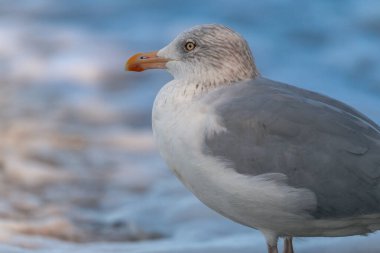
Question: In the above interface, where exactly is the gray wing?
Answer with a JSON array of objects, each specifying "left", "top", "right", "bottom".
[{"left": 203, "top": 77, "right": 380, "bottom": 219}]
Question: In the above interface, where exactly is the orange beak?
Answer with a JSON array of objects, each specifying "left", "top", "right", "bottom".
[{"left": 125, "top": 51, "right": 170, "bottom": 72}]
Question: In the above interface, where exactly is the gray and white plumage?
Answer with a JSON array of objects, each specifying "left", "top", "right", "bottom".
[
  {"left": 204, "top": 78, "right": 380, "bottom": 219},
  {"left": 127, "top": 24, "right": 380, "bottom": 253}
]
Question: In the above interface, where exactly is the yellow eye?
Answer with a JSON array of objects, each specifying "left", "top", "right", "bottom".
[{"left": 184, "top": 41, "right": 196, "bottom": 51}]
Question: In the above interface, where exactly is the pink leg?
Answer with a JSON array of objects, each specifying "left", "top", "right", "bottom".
[
  {"left": 262, "top": 230, "right": 279, "bottom": 253},
  {"left": 268, "top": 244, "right": 279, "bottom": 253},
  {"left": 283, "top": 237, "right": 294, "bottom": 253}
]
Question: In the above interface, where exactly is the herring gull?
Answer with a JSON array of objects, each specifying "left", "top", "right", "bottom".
[{"left": 125, "top": 24, "right": 380, "bottom": 253}]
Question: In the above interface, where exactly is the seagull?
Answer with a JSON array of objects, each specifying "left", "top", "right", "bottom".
[{"left": 125, "top": 24, "right": 380, "bottom": 253}]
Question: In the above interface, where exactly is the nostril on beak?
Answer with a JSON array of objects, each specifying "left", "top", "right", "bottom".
[{"left": 140, "top": 56, "right": 149, "bottom": 60}]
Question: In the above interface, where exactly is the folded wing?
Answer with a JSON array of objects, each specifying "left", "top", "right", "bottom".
[{"left": 203, "top": 77, "right": 380, "bottom": 219}]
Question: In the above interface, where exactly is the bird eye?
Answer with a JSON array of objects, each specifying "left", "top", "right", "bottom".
[{"left": 184, "top": 41, "right": 196, "bottom": 51}]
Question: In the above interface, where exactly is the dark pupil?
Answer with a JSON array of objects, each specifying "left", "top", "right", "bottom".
[{"left": 186, "top": 42, "right": 194, "bottom": 50}]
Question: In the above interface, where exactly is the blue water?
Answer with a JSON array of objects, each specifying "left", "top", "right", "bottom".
[{"left": 3, "top": 0, "right": 380, "bottom": 116}]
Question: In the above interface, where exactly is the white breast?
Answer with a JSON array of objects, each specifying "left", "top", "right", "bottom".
[
  {"left": 151, "top": 80, "right": 350, "bottom": 237},
  {"left": 152, "top": 80, "right": 222, "bottom": 190}
]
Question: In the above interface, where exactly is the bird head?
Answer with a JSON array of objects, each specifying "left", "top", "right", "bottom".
[{"left": 126, "top": 24, "right": 259, "bottom": 86}]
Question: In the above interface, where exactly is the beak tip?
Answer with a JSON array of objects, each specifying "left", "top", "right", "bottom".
[
  {"left": 125, "top": 51, "right": 166, "bottom": 72},
  {"left": 125, "top": 53, "right": 145, "bottom": 72},
  {"left": 125, "top": 63, "right": 144, "bottom": 72},
  {"left": 124, "top": 61, "right": 139, "bottom": 72}
]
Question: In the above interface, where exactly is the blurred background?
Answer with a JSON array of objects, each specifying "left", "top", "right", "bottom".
[{"left": 0, "top": 1, "right": 379, "bottom": 252}]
